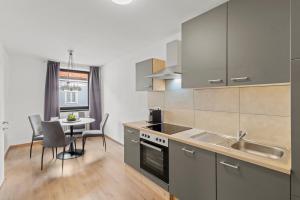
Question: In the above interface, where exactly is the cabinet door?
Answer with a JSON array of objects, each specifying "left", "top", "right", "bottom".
[
  {"left": 136, "top": 59, "right": 153, "bottom": 91},
  {"left": 292, "top": 196, "right": 300, "bottom": 200},
  {"left": 169, "top": 141, "right": 216, "bottom": 200},
  {"left": 228, "top": 0, "right": 290, "bottom": 85},
  {"left": 292, "top": 60, "right": 300, "bottom": 196},
  {"left": 217, "top": 154, "right": 290, "bottom": 200},
  {"left": 124, "top": 127, "right": 140, "bottom": 171},
  {"left": 182, "top": 3, "right": 227, "bottom": 88},
  {"left": 292, "top": 0, "right": 300, "bottom": 59}
]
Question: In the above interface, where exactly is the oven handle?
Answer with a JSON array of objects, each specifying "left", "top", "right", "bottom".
[{"left": 140, "top": 141, "right": 162, "bottom": 152}]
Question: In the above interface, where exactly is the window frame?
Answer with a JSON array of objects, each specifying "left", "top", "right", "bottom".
[
  {"left": 59, "top": 69, "right": 90, "bottom": 112},
  {"left": 64, "top": 91, "right": 79, "bottom": 104}
]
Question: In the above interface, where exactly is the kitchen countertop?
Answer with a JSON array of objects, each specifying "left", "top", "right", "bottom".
[{"left": 123, "top": 121, "right": 291, "bottom": 175}]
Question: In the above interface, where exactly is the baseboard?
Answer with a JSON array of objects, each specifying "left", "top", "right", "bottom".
[
  {"left": 0, "top": 177, "right": 4, "bottom": 189},
  {"left": 4, "top": 137, "right": 122, "bottom": 157},
  {"left": 5, "top": 141, "right": 42, "bottom": 158},
  {"left": 4, "top": 146, "right": 10, "bottom": 159},
  {"left": 105, "top": 135, "right": 123, "bottom": 146}
]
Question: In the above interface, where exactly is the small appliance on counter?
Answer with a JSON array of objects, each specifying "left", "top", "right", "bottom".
[{"left": 148, "top": 108, "right": 162, "bottom": 124}]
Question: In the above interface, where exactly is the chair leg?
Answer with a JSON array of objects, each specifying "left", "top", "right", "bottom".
[
  {"left": 103, "top": 135, "right": 107, "bottom": 152},
  {"left": 74, "top": 139, "right": 77, "bottom": 150},
  {"left": 62, "top": 147, "right": 65, "bottom": 172},
  {"left": 82, "top": 137, "right": 86, "bottom": 152},
  {"left": 52, "top": 148, "right": 54, "bottom": 159},
  {"left": 55, "top": 147, "right": 57, "bottom": 158},
  {"left": 29, "top": 140, "right": 34, "bottom": 159},
  {"left": 41, "top": 147, "right": 45, "bottom": 171}
]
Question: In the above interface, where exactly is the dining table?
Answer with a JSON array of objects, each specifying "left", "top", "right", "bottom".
[{"left": 57, "top": 117, "right": 95, "bottom": 160}]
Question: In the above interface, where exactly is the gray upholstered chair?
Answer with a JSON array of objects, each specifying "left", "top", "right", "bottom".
[
  {"left": 28, "top": 114, "right": 46, "bottom": 159},
  {"left": 82, "top": 113, "right": 109, "bottom": 152},
  {"left": 41, "top": 121, "right": 76, "bottom": 171}
]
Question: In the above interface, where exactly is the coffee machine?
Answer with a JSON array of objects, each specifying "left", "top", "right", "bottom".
[{"left": 148, "top": 108, "right": 162, "bottom": 124}]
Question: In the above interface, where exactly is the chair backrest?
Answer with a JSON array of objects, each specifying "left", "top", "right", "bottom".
[
  {"left": 41, "top": 121, "right": 66, "bottom": 148},
  {"left": 78, "top": 112, "right": 85, "bottom": 118},
  {"left": 100, "top": 113, "right": 109, "bottom": 134},
  {"left": 74, "top": 112, "right": 86, "bottom": 129},
  {"left": 28, "top": 115, "right": 43, "bottom": 137},
  {"left": 50, "top": 117, "right": 59, "bottom": 121}
]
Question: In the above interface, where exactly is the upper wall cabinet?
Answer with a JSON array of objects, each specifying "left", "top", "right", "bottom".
[
  {"left": 136, "top": 58, "right": 165, "bottom": 91},
  {"left": 182, "top": 3, "right": 227, "bottom": 88},
  {"left": 228, "top": 0, "right": 290, "bottom": 85},
  {"left": 292, "top": 0, "right": 300, "bottom": 59}
]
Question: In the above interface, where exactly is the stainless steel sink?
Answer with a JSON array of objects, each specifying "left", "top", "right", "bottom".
[
  {"left": 231, "top": 141, "right": 284, "bottom": 159},
  {"left": 190, "top": 132, "right": 228, "bottom": 144}
]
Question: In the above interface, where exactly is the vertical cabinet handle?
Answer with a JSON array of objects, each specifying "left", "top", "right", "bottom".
[
  {"left": 208, "top": 79, "right": 223, "bottom": 84},
  {"left": 181, "top": 147, "right": 195, "bottom": 155},
  {"left": 230, "top": 77, "right": 250, "bottom": 82},
  {"left": 220, "top": 161, "right": 239, "bottom": 169}
]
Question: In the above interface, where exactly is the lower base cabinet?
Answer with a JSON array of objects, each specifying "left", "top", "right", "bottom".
[
  {"left": 124, "top": 127, "right": 140, "bottom": 171},
  {"left": 169, "top": 141, "right": 216, "bottom": 200},
  {"left": 217, "top": 154, "right": 290, "bottom": 200}
]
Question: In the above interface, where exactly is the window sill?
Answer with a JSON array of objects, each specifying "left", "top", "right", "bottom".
[{"left": 60, "top": 107, "right": 89, "bottom": 112}]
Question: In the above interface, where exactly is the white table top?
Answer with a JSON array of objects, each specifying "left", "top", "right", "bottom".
[{"left": 59, "top": 117, "right": 95, "bottom": 126}]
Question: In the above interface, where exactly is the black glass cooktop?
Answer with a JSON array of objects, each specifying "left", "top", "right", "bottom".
[{"left": 146, "top": 123, "right": 192, "bottom": 135}]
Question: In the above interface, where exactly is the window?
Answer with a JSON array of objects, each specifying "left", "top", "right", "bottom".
[
  {"left": 59, "top": 69, "right": 89, "bottom": 111},
  {"left": 65, "top": 91, "right": 78, "bottom": 104}
]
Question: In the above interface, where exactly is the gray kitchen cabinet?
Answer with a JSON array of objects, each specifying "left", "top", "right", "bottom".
[
  {"left": 124, "top": 126, "right": 140, "bottom": 171},
  {"left": 217, "top": 154, "right": 290, "bottom": 200},
  {"left": 136, "top": 58, "right": 165, "bottom": 91},
  {"left": 293, "top": 196, "right": 300, "bottom": 200},
  {"left": 228, "top": 0, "right": 290, "bottom": 85},
  {"left": 169, "top": 141, "right": 216, "bottom": 200},
  {"left": 182, "top": 3, "right": 227, "bottom": 88},
  {"left": 292, "top": 0, "right": 300, "bottom": 59},
  {"left": 292, "top": 60, "right": 300, "bottom": 197}
]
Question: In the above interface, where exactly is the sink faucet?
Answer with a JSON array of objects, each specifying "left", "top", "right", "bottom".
[{"left": 237, "top": 130, "right": 247, "bottom": 141}]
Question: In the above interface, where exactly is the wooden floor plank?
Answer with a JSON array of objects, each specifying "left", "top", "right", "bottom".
[{"left": 0, "top": 138, "right": 167, "bottom": 200}]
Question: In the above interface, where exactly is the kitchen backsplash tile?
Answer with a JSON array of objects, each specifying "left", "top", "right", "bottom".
[
  {"left": 164, "top": 89, "right": 194, "bottom": 110},
  {"left": 147, "top": 84, "right": 291, "bottom": 148},
  {"left": 164, "top": 109, "right": 194, "bottom": 127},
  {"left": 240, "top": 85, "right": 290, "bottom": 116},
  {"left": 195, "top": 111, "right": 239, "bottom": 137},
  {"left": 194, "top": 87, "right": 239, "bottom": 112},
  {"left": 240, "top": 114, "right": 291, "bottom": 148},
  {"left": 147, "top": 92, "right": 164, "bottom": 109}
]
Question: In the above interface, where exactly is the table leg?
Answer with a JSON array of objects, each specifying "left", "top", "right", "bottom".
[{"left": 57, "top": 125, "right": 85, "bottom": 160}]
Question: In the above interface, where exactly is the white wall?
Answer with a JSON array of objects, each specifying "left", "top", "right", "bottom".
[
  {"left": 0, "top": 43, "right": 8, "bottom": 186},
  {"left": 3, "top": 32, "right": 180, "bottom": 146},
  {"left": 103, "top": 33, "right": 180, "bottom": 144},
  {"left": 5, "top": 54, "right": 47, "bottom": 146}
]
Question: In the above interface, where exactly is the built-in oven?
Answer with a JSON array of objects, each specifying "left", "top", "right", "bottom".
[{"left": 140, "top": 132, "right": 169, "bottom": 183}]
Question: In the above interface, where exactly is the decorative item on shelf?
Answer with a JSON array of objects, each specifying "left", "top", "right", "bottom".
[{"left": 60, "top": 50, "right": 82, "bottom": 92}]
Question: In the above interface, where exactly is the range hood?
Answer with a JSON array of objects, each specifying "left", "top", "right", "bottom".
[{"left": 146, "top": 40, "right": 182, "bottom": 80}]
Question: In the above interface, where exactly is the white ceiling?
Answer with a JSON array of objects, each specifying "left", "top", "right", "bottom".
[{"left": 0, "top": 0, "right": 225, "bottom": 65}]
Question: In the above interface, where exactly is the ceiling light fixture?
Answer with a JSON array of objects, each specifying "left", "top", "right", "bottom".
[
  {"left": 112, "top": 0, "right": 133, "bottom": 5},
  {"left": 60, "top": 50, "right": 82, "bottom": 92}
]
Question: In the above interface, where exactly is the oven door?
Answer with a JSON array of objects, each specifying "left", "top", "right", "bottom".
[{"left": 140, "top": 139, "right": 169, "bottom": 183}]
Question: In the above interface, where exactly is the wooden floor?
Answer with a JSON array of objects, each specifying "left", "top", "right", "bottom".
[{"left": 0, "top": 138, "right": 167, "bottom": 200}]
